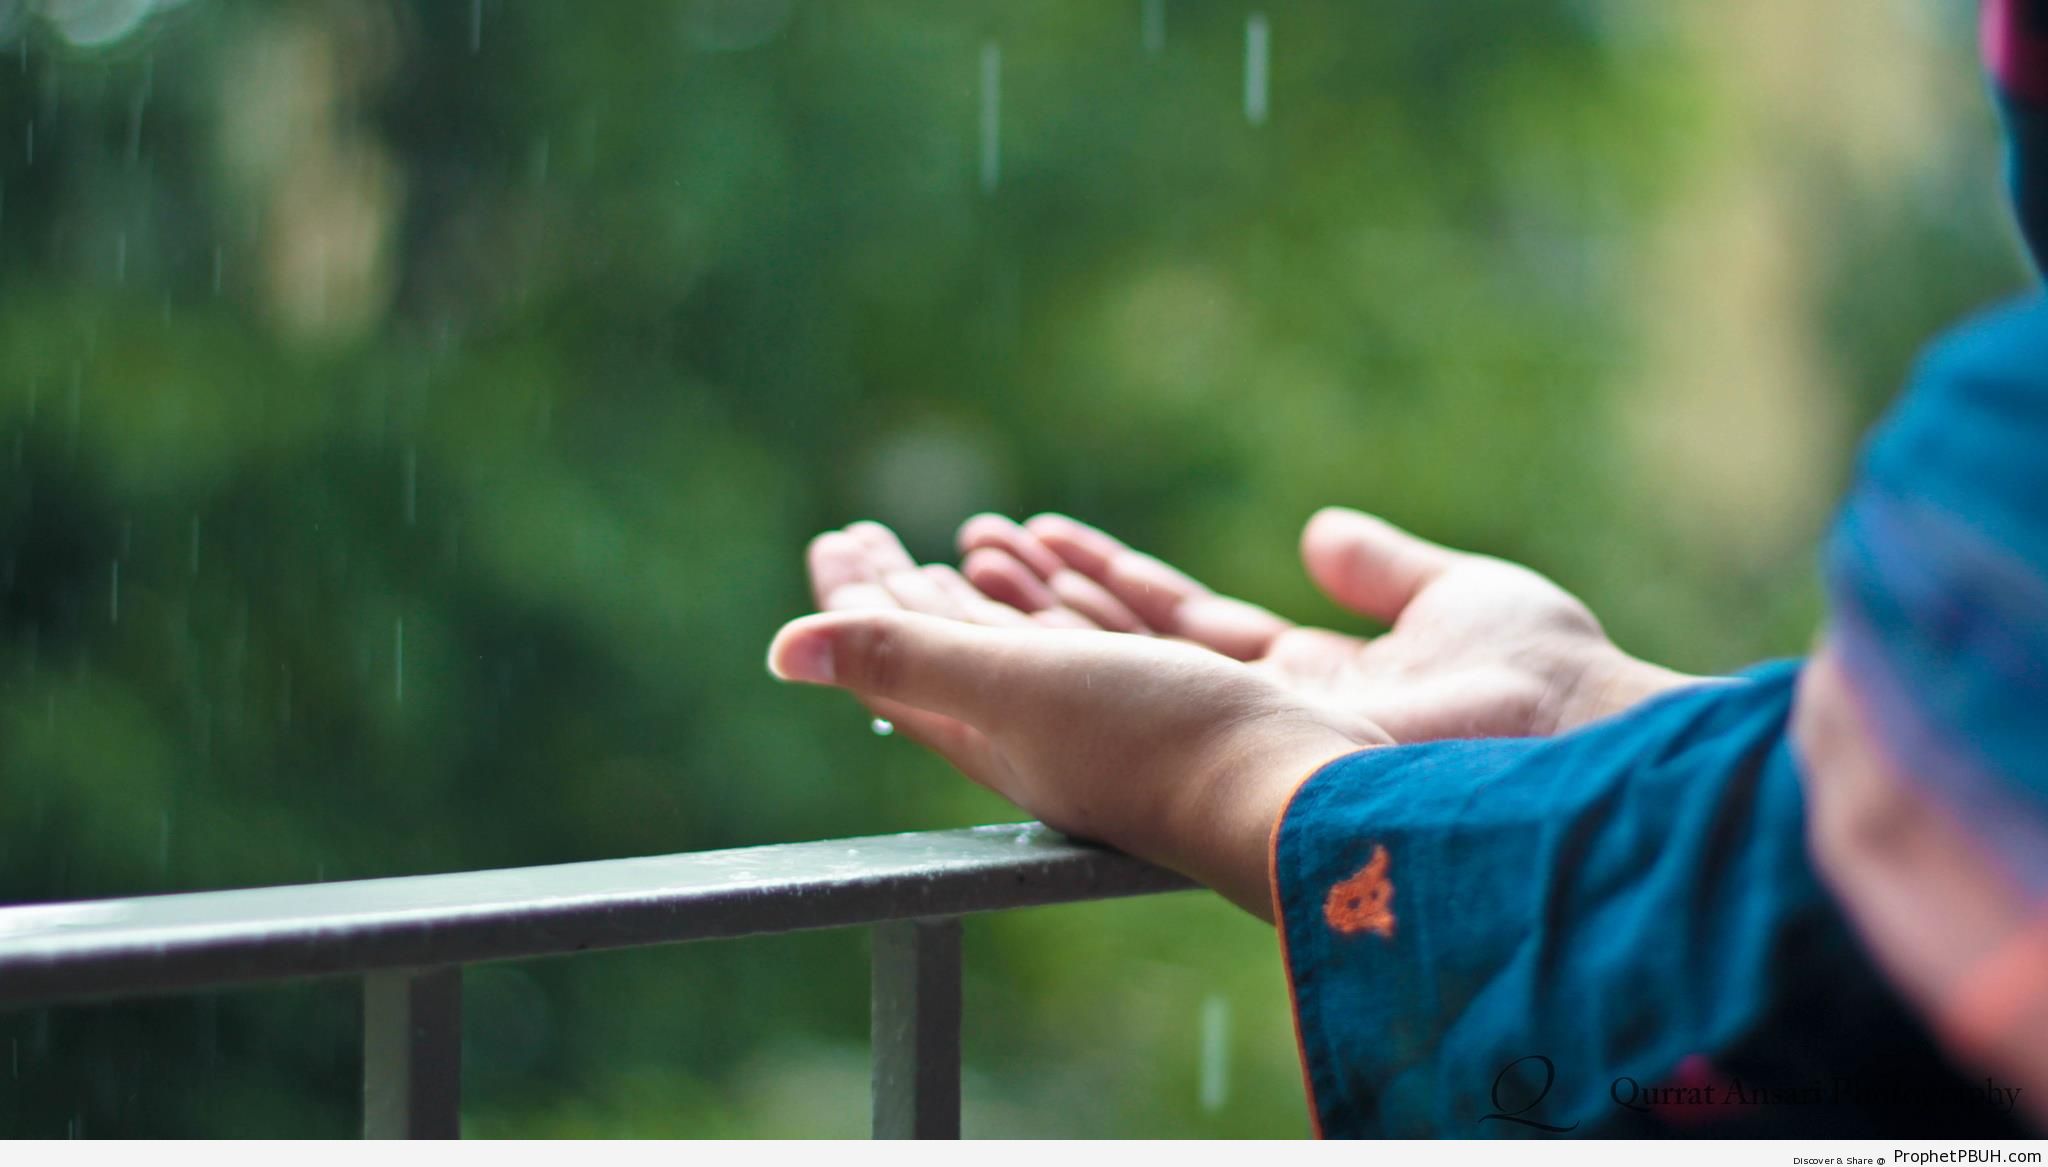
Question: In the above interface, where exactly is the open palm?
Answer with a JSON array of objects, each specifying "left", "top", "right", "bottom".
[{"left": 806, "top": 507, "right": 1697, "bottom": 745}]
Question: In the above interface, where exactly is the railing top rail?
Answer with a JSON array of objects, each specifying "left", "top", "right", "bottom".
[{"left": 0, "top": 823, "right": 1192, "bottom": 1008}]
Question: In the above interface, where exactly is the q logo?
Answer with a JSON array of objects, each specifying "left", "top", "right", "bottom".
[{"left": 1479, "top": 1054, "right": 1580, "bottom": 1133}]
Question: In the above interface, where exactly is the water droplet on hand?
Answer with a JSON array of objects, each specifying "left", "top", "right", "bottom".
[{"left": 870, "top": 717, "right": 894, "bottom": 736}]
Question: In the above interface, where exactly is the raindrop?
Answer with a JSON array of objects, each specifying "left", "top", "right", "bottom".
[
  {"left": 1142, "top": 0, "right": 1165, "bottom": 55},
  {"left": 394, "top": 617, "right": 406, "bottom": 705},
  {"left": 23, "top": 118, "right": 31, "bottom": 166},
  {"left": 470, "top": 0, "right": 483, "bottom": 54},
  {"left": 1244, "top": 13, "right": 1269, "bottom": 127},
  {"left": 211, "top": 244, "right": 223, "bottom": 295},
  {"left": 979, "top": 41, "right": 1000, "bottom": 194},
  {"left": 403, "top": 443, "right": 418, "bottom": 526},
  {"left": 188, "top": 513, "right": 201, "bottom": 575},
  {"left": 65, "top": 364, "right": 80, "bottom": 456},
  {"left": 1199, "top": 993, "right": 1231, "bottom": 1113},
  {"left": 157, "top": 810, "right": 170, "bottom": 873},
  {"left": 114, "top": 231, "right": 127, "bottom": 285},
  {"left": 125, "top": 56, "right": 152, "bottom": 167},
  {"left": 108, "top": 559, "right": 119, "bottom": 624},
  {"left": 870, "top": 717, "right": 894, "bottom": 736}
]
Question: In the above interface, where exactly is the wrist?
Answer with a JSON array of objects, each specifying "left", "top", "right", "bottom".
[
  {"left": 1558, "top": 646, "right": 1703, "bottom": 732},
  {"left": 1155, "top": 723, "right": 1375, "bottom": 921}
]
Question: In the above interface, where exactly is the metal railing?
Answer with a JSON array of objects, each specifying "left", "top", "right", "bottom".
[{"left": 0, "top": 822, "right": 1194, "bottom": 1139}]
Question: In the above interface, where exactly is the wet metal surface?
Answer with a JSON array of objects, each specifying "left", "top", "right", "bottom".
[
  {"left": 0, "top": 823, "right": 1193, "bottom": 1006},
  {"left": 870, "top": 919, "right": 962, "bottom": 1140},
  {"left": 362, "top": 967, "right": 462, "bottom": 1140}
]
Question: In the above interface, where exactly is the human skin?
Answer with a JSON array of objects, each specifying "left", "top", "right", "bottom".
[
  {"left": 771, "top": 507, "right": 1699, "bottom": 916},
  {"left": 772, "top": 515, "right": 2048, "bottom": 1121},
  {"left": 949, "top": 508, "right": 1701, "bottom": 740},
  {"left": 1795, "top": 647, "right": 2048, "bottom": 1127}
]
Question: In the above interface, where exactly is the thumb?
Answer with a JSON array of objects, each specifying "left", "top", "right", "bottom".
[
  {"left": 769, "top": 609, "right": 1019, "bottom": 724},
  {"left": 1300, "top": 506, "right": 1462, "bottom": 623}
]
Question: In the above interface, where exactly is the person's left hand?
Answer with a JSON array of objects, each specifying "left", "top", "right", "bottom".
[{"left": 768, "top": 602, "right": 1387, "bottom": 919}]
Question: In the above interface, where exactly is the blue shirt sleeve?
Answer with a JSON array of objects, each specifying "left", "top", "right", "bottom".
[{"left": 1272, "top": 661, "right": 2033, "bottom": 1138}]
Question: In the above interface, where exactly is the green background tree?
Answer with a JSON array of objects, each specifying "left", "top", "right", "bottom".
[{"left": 0, "top": 0, "right": 2027, "bottom": 1137}]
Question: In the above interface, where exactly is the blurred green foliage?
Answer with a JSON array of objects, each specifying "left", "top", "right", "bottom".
[{"left": 0, "top": 0, "right": 2030, "bottom": 1139}]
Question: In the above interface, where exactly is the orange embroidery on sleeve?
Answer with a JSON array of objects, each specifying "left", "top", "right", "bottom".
[{"left": 1323, "top": 844, "right": 1396, "bottom": 938}]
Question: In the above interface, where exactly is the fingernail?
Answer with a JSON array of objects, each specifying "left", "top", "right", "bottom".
[{"left": 771, "top": 633, "right": 836, "bottom": 685}]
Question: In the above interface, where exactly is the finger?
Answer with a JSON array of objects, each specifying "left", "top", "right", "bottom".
[
  {"left": 1049, "top": 569, "right": 1146, "bottom": 633},
  {"left": 807, "top": 530, "right": 873, "bottom": 609},
  {"left": 769, "top": 610, "right": 1017, "bottom": 722},
  {"left": 1028, "top": 606, "right": 1101, "bottom": 630},
  {"left": 957, "top": 513, "right": 1066, "bottom": 580},
  {"left": 1027, "top": 513, "right": 1210, "bottom": 633},
  {"left": 922, "top": 563, "right": 1034, "bottom": 627},
  {"left": 820, "top": 580, "right": 898, "bottom": 612},
  {"left": 1174, "top": 595, "right": 1294, "bottom": 661},
  {"left": 963, "top": 547, "right": 1066, "bottom": 614},
  {"left": 772, "top": 608, "right": 1205, "bottom": 727},
  {"left": 1022, "top": 512, "right": 1125, "bottom": 578},
  {"left": 882, "top": 567, "right": 968, "bottom": 621},
  {"left": 846, "top": 520, "right": 919, "bottom": 576},
  {"left": 1300, "top": 506, "right": 1462, "bottom": 623}
]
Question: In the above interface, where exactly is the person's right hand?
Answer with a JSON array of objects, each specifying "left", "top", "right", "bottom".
[
  {"left": 931, "top": 507, "right": 1703, "bottom": 742},
  {"left": 768, "top": 605, "right": 1384, "bottom": 917}
]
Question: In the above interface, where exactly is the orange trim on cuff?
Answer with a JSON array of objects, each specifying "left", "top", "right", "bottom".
[{"left": 1270, "top": 755, "right": 1335, "bottom": 1140}]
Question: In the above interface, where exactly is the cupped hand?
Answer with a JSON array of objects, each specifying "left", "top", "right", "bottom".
[
  {"left": 946, "top": 507, "right": 1702, "bottom": 742},
  {"left": 768, "top": 603, "right": 1386, "bottom": 918}
]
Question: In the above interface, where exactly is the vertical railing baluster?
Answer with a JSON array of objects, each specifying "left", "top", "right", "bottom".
[
  {"left": 870, "top": 918, "right": 962, "bottom": 1139},
  {"left": 362, "top": 966, "right": 463, "bottom": 1139}
]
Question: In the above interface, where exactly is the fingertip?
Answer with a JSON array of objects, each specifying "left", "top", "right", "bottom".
[
  {"left": 845, "top": 520, "right": 917, "bottom": 567},
  {"left": 960, "top": 545, "right": 1010, "bottom": 579},
  {"left": 807, "top": 527, "right": 855, "bottom": 557},
  {"left": 768, "top": 615, "right": 840, "bottom": 686},
  {"left": 956, "top": 512, "right": 1013, "bottom": 553},
  {"left": 960, "top": 546, "right": 1016, "bottom": 589},
  {"left": 1022, "top": 513, "right": 1074, "bottom": 544},
  {"left": 1301, "top": 505, "right": 1367, "bottom": 547},
  {"left": 1299, "top": 506, "right": 1457, "bottom": 621},
  {"left": 964, "top": 543, "right": 1036, "bottom": 589},
  {"left": 807, "top": 529, "right": 872, "bottom": 607},
  {"left": 1026, "top": 513, "right": 1116, "bottom": 572}
]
